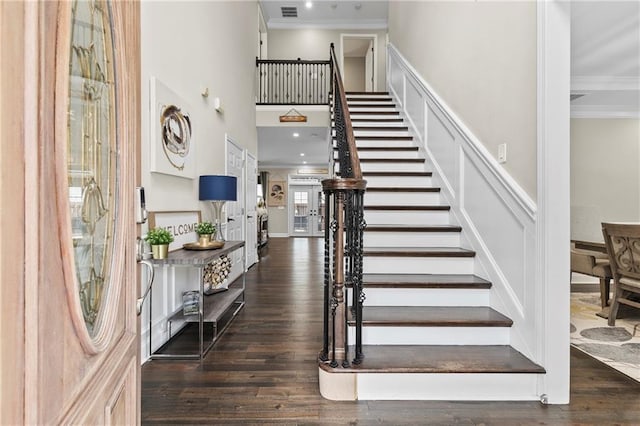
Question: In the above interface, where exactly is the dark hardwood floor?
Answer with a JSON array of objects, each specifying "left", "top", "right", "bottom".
[{"left": 142, "top": 237, "right": 640, "bottom": 425}]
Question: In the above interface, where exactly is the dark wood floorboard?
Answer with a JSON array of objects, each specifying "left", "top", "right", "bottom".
[{"left": 142, "top": 237, "right": 640, "bottom": 425}]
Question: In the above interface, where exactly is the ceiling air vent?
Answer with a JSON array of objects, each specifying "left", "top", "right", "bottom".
[{"left": 281, "top": 7, "right": 298, "bottom": 17}]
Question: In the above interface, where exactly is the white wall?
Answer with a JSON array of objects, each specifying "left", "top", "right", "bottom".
[
  {"left": 344, "top": 57, "right": 366, "bottom": 92},
  {"left": 571, "top": 118, "right": 640, "bottom": 242},
  {"left": 140, "top": 1, "right": 258, "bottom": 360},
  {"left": 261, "top": 168, "right": 291, "bottom": 235},
  {"left": 388, "top": 1, "right": 537, "bottom": 198},
  {"left": 267, "top": 28, "right": 387, "bottom": 90}
]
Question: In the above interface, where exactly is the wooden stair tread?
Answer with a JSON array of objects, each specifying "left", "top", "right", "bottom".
[
  {"left": 364, "top": 205, "right": 450, "bottom": 211},
  {"left": 365, "top": 225, "right": 461, "bottom": 232},
  {"left": 363, "top": 171, "right": 433, "bottom": 177},
  {"left": 348, "top": 104, "right": 396, "bottom": 108},
  {"left": 362, "top": 273, "right": 491, "bottom": 288},
  {"left": 359, "top": 158, "right": 425, "bottom": 163},
  {"left": 351, "top": 118, "right": 404, "bottom": 123},
  {"left": 333, "top": 136, "right": 413, "bottom": 141},
  {"left": 347, "top": 98, "right": 393, "bottom": 102},
  {"left": 333, "top": 146, "right": 418, "bottom": 151},
  {"left": 320, "top": 345, "right": 545, "bottom": 374},
  {"left": 346, "top": 91, "right": 389, "bottom": 95},
  {"left": 367, "top": 187, "right": 440, "bottom": 192},
  {"left": 364, "top": 247, "right": 476, "bottom": 257},
  {"left": 349, "top": 306, "right": 513, "bottom": 327},
  {"left": 352, "top": 126, "right": 409, "bottom": 131},
  {"left": 348, "top": 111, "right": 400, "bottom": 115}
]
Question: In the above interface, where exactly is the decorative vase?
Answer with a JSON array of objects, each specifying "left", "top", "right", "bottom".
[
  {"left": 198, "top": 234, "right": 212, "bottom": 246},
  {"left": 151, "top": 244, "right": 169, "bottom": 259}
]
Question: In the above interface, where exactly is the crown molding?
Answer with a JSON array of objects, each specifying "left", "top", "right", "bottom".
[
  {"left": 267, "top": 19, "right": 387, "bottom": 30},
  {"left": 571, "top": 104, "right": 640, "bottom": 118},
  {"left": 571, "top": 76, "right": 640, "bottom": 91}
]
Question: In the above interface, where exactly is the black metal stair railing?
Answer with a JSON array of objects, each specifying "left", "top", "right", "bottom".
[
  {"left": 319, "top": 43, "right": 367, "bottom": 369},
  {"left": 255, "top": 58, "right": 331, "bottom": 105}
]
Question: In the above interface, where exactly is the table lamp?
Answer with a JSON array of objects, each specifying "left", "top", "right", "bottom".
[{"left": 199, "top": 175, "right": 237, "bottom": 242}]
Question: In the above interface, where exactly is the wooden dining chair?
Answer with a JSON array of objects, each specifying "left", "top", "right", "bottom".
[{"left": 602, "top": 222, "right": 640, "bottom": 326}]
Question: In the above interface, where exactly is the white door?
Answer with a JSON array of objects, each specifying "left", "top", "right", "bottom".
[
  {"left": 226, "top": 136, "right": 245, "bottom": 280},
  {"left": 245, "top": 151, "right": 258, "bottom": 267},
  {"left": 365, "top": 40, "right": 374, "bottom": 92},
  {"left": 290, "top": 185, "right": 325, "bottom": 237}
]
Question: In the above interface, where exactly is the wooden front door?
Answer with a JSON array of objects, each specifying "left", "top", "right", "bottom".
[{"left": 0, "top": 1, "right": 140, "bottom": 424}]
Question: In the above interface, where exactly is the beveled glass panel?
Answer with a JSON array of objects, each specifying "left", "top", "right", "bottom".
[{"left": 67, "top": 0, "right": 117, "bottom": 336}]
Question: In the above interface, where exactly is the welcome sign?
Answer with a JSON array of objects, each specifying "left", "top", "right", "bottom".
[{"left": 148, "top": 210, "right": 201, "bottom": 251}]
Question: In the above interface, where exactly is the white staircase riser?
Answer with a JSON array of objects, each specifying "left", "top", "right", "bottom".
[
  {"left": 334, "top": 151, "right": 420, "bottom": 160},
  {"left": 334, "top": 129, "right": 410, "bottom": 137},
  {"left": 360, "top": 162, "right": 425, "bottom": 172},
  {"left": 356, "top": 374, "right": 540, "bottom": 401},
  {"left": 350, "top": 107, "right": 397, "bottom": 113},
  {"left": 347, "top": 287, "right": 490, "bottom": 307},
  {"left": 348, "top": 100, "right": 395, "bottom": 106},
  {"left": 345, "top": 94, "right": 389, "bottom": 99},
  {"left": 347, "top": 121, "right": 407, "bottom": 128},
  {"left": 351, "top": 114, "right": 401, "bottom": 120},
  {"left": 363, "top": 257, "right": 474, "bottom": 275},
  {"left": 364, "top": 210, "right": 451, "bottom": 225},
  {"left": 355, "top": 139, "right": 416, "bottom": 148},
  {"left": 352, "top": 130, "right": 411, "bottom": 137},
  {"left": 348, "top": 326, "right": 510, "bottom": 345},
  {"left": 364, "top": 232, "right": 460, "bottom": 247},
  {"left": 363, "top": 176, "right": 432, "bottom": 187},
  {"left": 356, "top": 151, "right": 422, "bottom": 159},
  {"left": 365, "top": 192, "right": 440, "bottom": 205}
]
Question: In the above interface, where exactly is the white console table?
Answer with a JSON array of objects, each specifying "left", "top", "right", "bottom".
[{"left": 148, "top": 240, "right": 245, "bottom": 360}]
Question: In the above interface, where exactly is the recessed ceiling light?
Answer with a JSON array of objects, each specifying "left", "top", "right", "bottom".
[
  {"left": 300, "top": 153, "right": 305, "bottom": 157},
  {"left": 293, "top": 132, "right": 299, "bottom": 138},
  {"left": 303, "top": 161, "right": 307, "bottom": 164},
  {"left": 305, "top": 1, "right": 313, "bottom": 9}
]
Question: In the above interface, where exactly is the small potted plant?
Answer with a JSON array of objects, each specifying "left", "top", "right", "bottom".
[
  {"left": 145, "top": 227, "right": 174, "bottom": 259},
  {"left": 195, "top": 221, "right": 216, "bottom": 246}
]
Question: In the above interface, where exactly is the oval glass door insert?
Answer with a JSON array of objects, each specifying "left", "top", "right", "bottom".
[{"left": 67, "top": 0, "right": 117, "bottom": 337}]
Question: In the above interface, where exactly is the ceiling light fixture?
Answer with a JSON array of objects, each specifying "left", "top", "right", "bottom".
[
  {"left": 293, "top": 132, "right": 299, "bottom": 138},
  {"left": 303, "top": 161, "right": 307, "bottom": 164},
  {"left": 305, "top": 1, "right": 313, "bottom": 9},
  {"left": 354, "top": 3, "right": 362, "bottom": 10},
  {"left": 300, "top": 153, "right": 305, "bottom": 157}
]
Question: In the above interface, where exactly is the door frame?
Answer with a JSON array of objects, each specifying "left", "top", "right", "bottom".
[
  {"left": 340, "top": 33, "right": 378, "bottom": 92},
  {"left": 288, "top": 183, "right": 324, "bottom": 237},
  {"left": 245, "top": 150, "right": 258, "bottom": 267},
  {"left": 225, "top": 134, "right": 246, "bottom": 279}
]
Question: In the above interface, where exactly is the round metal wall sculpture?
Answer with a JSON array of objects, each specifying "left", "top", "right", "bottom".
[{"left": 160, "top": 104, "right": 192, "bottom": 171}]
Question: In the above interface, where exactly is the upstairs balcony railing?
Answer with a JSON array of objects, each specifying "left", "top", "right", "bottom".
[{"left": 255, "top": 58, "right": 331, "bottom": 105}]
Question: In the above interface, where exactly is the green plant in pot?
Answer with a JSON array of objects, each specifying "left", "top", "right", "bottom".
[
  {"left": 145, "top": 227, "right": 174, "bottom": 259},
  {"left": 195, "top": 221, "right": 216, "bottom": 246}
]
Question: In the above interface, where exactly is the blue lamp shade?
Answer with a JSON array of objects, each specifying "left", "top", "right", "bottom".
[{"left": 199, "top": 175, "right": 237, "bottom": 201}]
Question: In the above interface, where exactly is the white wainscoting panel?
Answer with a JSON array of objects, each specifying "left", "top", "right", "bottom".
[
  {"left": 387, "top": 43, "right": 539, "bottom": 360},
  {"left": 405, "top": 79, "right": 425, "bottom": 142}
]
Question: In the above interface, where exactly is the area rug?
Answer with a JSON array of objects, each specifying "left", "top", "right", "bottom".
[{"left": 571, "top": 292, "right": 640, "bottom": 382}]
